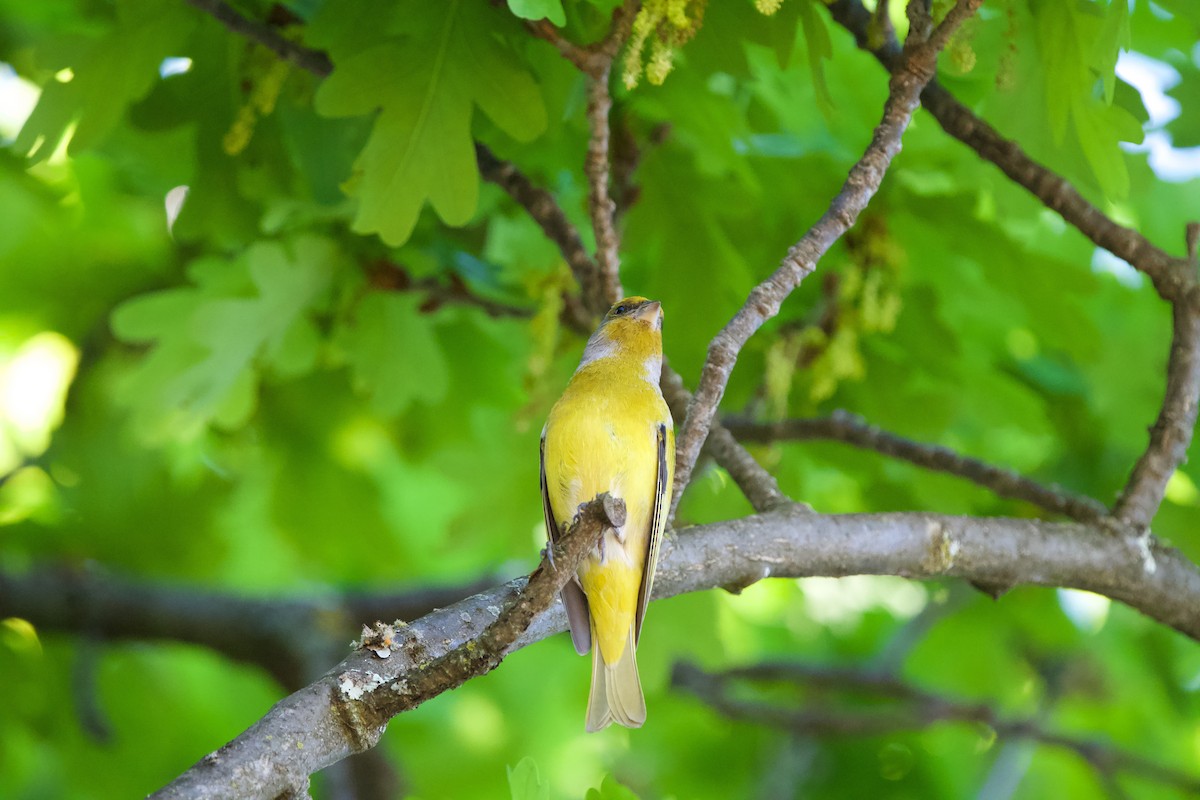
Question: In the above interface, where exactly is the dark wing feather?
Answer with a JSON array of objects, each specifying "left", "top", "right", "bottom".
[
  {"left": 634, "top": 423, "right": 669, "bottom": 643},
  {"left": 541, "top": 429, "right": 592, "bottom": 655}
]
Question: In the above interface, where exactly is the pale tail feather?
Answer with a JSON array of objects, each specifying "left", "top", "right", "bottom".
[{"left": 585, "top": 627, "right": 645, "bottom": 732}]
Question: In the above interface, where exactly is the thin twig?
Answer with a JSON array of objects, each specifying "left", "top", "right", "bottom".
[
  {"left": 182, "top": 0, "right": 332, "bottom": 76},
  {"left": 824, "top": 0, "right": 1195, "bottom": 304},
  {"left": 1113, "top": 296, "right": 1200, "bottom": 530},
  {"left": 824, "top": 0, "right": 1200, "bottom": 536},
  {"left": 525, "top": 18, "right": 595, "bottom": 73},
  {"left": 475, "top": 144, "right": 595, "bottom": 331},
  {"left": 584, "top": 65, "right": 624, "bottom": 308},
  {"left": 672, "top": 661, "right": 1200, "bottom": 796},
  {"left": 724, "top": 411, "right": 1108, "bottom": 522},
  {"left": 365, "top": 257, "right": 535, "bottom": 320},
  {"left": 529, "top": 1, "right": 638, "bottom": 311},
  {"left": 541, "top": 0, "right": 642, "bottom": 310},
  {"left": 475, "top": 120, "right": 788, "bottom": 512},
  {"left": 525, "top": 0, "right": 639, "bottom": 78},
  {"left": 670, "top": 0, "right": 983, "bottom": 520}
]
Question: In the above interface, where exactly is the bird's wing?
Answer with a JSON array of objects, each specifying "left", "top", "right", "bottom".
[
  {"left": 635, "top": 422, "right": 670, "bottom": 643},
  {"left": 541, "top": 429, "right": 592, "bottom": 655}
]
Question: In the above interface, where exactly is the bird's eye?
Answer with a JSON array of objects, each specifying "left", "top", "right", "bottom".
[{"left": 615, "top": 304, "right": 628, "bottom": 314}]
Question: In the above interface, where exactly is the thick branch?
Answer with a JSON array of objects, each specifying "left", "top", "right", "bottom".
[
  {"left": 673, "top": 662, "right": 1200, "bottom": 794},
  {"left": 147, "top": 505, "right": 1200, "bottom": 798},
  {"left": 724, "top": 410, "right": 1107, "bottom": 522},
  {"left": 670, "top": 0, "right": 982, "bottom": 518},
  {"left": 152, "top": 494, "right": 621, "bottom": 800}
]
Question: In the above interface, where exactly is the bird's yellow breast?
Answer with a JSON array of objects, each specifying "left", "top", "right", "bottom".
[{"left": 543, "top": 357, "right": 670, "bottom": 665}]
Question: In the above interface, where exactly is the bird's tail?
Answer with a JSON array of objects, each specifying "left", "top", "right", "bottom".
[{"left": 585, "top": 627, "right": 645, "bottom": 732}]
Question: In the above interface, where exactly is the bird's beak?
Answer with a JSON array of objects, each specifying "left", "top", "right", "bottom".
[{"left": 633, "top": 301, "right": 661, "bottom": 325}]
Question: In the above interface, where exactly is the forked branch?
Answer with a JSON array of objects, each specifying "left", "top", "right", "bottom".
[
  {"left": 670, "top": 0, "right": 984, "bottom": 518},
  {"left": 825, "top": 0, "right": 1200, "bottom": 534},
  {"left": 725, "top": 411, "right": 1108, "bottom": 522}
]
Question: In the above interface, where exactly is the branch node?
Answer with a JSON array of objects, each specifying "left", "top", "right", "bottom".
[
  {"left": 1134, "top": 530, "right": 1158, "bottom": 576},
  {"left": 922, "top": 520, "right": 960, "bottom": 574}
]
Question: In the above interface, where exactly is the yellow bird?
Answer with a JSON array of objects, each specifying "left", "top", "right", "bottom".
[{"left": 540, "top": 296, "right": 675, "bottom": 731}]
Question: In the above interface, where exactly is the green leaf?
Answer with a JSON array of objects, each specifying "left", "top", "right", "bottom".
[
  {"left": 313, "top": 0, "right": 547, "bottom": 246},
  {"left": 797, "top": 0, "right": 834, "bottom": 117},
  {"left": 585, "top": 775, "right": 642, "bottom": 800},
  {"left": 1166, "top": 67, "right": 1200, "bottom": 148},
  {"left": 506, "top": 756, "right": 550, "bottom": 800},
  {"left": 1094, "top": 0, "right": 1130, "bottom": 105},
  {"left": 1072, "top": 95, "right": 1134, "bottom": 199},
  {"left": 1035, "top": 1, "right": 1086, "bottom": 145},
  {"left": 337, "top": 293, "right": 449, "bottom": 416},
  {"left": 110, "top": 236, "right": 338, "bottom": 432},
  {"left": 507, "top": 0, "right": 565, "bottom": 26},
  {"left": 15, "top": 0, "right": 194, "bottom": 161}
]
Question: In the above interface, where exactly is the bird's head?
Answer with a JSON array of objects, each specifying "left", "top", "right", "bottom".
[
  {"left": 603, "top": 296, "right": 662, "bottom": 331},
  {"left": 576, "top": 296, "right": 665, "bottom": 374}
]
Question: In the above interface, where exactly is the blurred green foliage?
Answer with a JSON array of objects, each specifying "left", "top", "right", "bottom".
[{"left": 1, "top": 0, "right": 1198, "bottom": 797}]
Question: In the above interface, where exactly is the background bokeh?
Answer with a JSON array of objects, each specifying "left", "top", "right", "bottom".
[{"left": 2, "top": 0, "right": 1199, "bottom": 797}]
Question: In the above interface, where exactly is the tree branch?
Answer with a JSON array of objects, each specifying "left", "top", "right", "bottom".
[
  {"left": 670, "top": 0, "right": 983, "bottom": 520},
  {"left": 181, "top": 0, "right": 332, "bottom": 77},
  {"left": 524, "top": 1, "right": 640, "bottom": 311},
  {"left": 474, "top": 107, "right": 788, "bottom": 514},
  {"left": 364, "top": 256, "right": 539, "bottom": 321},
  {"left": 672, "top": 661, "right": 1200, "bottom": 795},
  {"left": 525, "top": 0, "right": 639, "bottom": 78},
  {"left": 662, "top": 366, "right": 789, "bottom": 513},
  {"left": 1113, "top": 274, "right": 1200, "bottom": 531},
  {"left": 724, "top": 410, "right": 1108, "bottom": 522},
  {"left": 824, "top": 0, "right": 1200, "bottom": 537},
  {"left": 151, "top": 494, "right": 621, "bottom": 800},
  {"left": 178, "top": 0, "right": 787, "bottom": 517},
  {"left": 824, "top": 0, "right": 1195, "bottom": 304},
  {"left": 474, "top": 144, "right": 595, "bottom": 332},
  {"left": 584, "top": 65, "right": 624, "bottom": 308},
  {"left": 144, "top": 504, "right": 1200, "bottom": 797}
]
